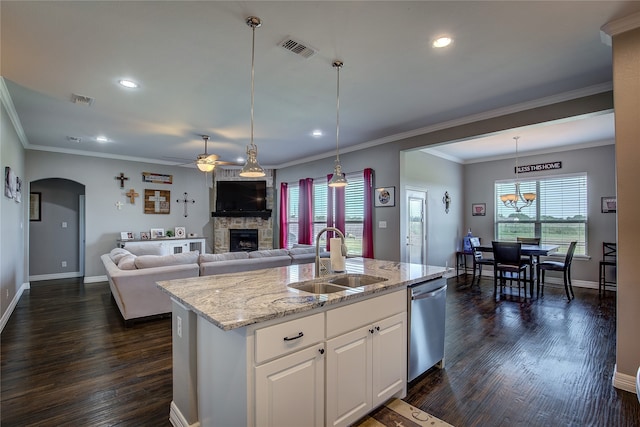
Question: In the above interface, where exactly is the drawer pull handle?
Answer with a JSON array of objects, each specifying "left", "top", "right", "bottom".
[
  {"left": 318, "top": 348, "right": 325, "bottom": 355},
  {"left": 369, "top": 328, "right": 375, "bottom": 334},
  {"left": 283, "top": 332, "right": 304, "bottom": 341}
]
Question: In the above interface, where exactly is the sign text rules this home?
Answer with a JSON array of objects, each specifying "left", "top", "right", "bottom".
[{"left": 515, "top": 161, "right": 562, "bottom": 174}]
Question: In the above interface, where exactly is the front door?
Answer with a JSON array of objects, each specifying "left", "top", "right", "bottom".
[{"left": 404, "top": 189, "right": 427, "bottom": 264}]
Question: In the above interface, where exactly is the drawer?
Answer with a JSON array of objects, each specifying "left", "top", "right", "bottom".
[
  {"left": 255, "top": 313, "right": 325, "bottom": 364},
  {"left": 326, "top": 289, "right": 406, "bottom": 338}
]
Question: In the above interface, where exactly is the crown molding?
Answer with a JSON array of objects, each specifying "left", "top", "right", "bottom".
[
  {"left": 275, "top": 82, "right": 613, "bottom": 169},
  {"left": 0, "top": 78, "right": 29, "bottom": 148},
  {"left": 600, "top": 11, "right": 640, "bottom": 46}
]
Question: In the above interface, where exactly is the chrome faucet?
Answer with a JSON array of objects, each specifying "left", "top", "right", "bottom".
[{"left": 315, "top": 227, "right": 347, "bottom": 277}]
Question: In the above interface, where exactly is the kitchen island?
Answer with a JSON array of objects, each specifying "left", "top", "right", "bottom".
[{"left": 157, "top": 257, "right": 446, "bottom": 427}]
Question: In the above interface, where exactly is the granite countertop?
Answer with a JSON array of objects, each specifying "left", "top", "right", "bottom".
[{"left": 157, "top": 257, "right": 446, "bottom": 331}]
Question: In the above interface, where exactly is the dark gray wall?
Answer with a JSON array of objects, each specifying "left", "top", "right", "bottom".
[
  {"left": 29, "top": 178, "right": 84, "bottom": 276},
  {"left": 464, "top": 143, "right": 616, "bottom": 282}
]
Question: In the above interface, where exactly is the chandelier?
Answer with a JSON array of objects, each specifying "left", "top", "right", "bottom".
[
  {"left": 239, "top": 16, "right": 265, "bottom": 178},
  {"left": 328, "top": 60, "right": 347, "bottom": 188},
  {"left": 500, "top": 136, "right": 536, "bottom": 212}
]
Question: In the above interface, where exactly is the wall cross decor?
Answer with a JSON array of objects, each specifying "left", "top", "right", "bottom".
[
  {"left": 115, "top": 201, "right": 124, "bottom": 210},
  {"left": 125, "top": 189, "right": 139, "bottom": 204},
  {"left": 144, "top": 189, "right": 170, "bottom": 214},
  {"left": 177, "top": 192, "right": 195, "bottom": 217},
  {"left": 115, "top": 173, "right": 129, "bottom": 188}
]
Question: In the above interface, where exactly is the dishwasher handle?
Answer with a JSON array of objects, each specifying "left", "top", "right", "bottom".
[{"left": 411, "top": 285, "right": 447, "bottom": 301}]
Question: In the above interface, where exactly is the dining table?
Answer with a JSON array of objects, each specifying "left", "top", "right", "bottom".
[{"left": 476, "top": 243, "right": 560, "bottom": 297}]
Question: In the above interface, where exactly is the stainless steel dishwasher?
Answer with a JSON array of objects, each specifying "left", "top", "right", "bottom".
[{"left": 407, "top": 277, "right": 447, "bottom": 382}]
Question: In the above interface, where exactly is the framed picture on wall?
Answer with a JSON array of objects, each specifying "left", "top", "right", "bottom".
[
  {"left": 601, "top": 196, "right": 616, "bottom": 213},
  {"left": 472, "top": 203, "right": 486, "bottom": 216},
  {"left": 374, "top": 186, "right": 395, "bottom": 207},
  {"left": 30, "top": 192, "right": 41, "bottom": 221}
]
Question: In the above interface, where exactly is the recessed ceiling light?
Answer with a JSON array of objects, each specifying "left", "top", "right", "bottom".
[
  {"left": 432, "top": 36, "right": 453, "bottom": 48},
  {"left": 312, "top": 130, "right": 323, "bottom": 137},
  {"left": 118, "top": 79, "right": 139, "bottom": 88},
  {"left": 96, "top": 136, "right": 109, "bottom": 142}
]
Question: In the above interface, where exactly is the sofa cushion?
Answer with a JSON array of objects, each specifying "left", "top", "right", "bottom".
[
  {"left": 134, "top": 251, "right": 199, "bottom": 269},
  {"left": 199, "top": 252, "right": 249, "bottom": 263},
  {"left": 110, "top": 248, "right": 132, "bottom": 264},
  {"left": 123, "top": 242, "right": 169, "bottom": 256},
  {"left": 288, "top": 246, "right": 316, "bottom": 255},
  {"left": 249, "top": 249, "right": 289, "bottom": 258},
  {"left": 118, "top": 254, "right": 137, "bottom": 270}
]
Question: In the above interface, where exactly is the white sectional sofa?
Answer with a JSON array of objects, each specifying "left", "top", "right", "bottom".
[{"left": 101, "top": 244, "right": 325, "bottom": 325}]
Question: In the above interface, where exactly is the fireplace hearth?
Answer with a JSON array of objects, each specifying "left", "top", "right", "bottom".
[{"left": 229, "top": 229, "right": 258, "bottom": 252}]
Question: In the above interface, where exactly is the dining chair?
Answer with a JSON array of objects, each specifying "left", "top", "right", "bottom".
[
  {"left": 599, "top": 242, "right": 617, "bottom": 297},
  {"left": 536, "top": 241, "right": 577, "bottom": 301},
  {"left": 517, "top": 236, "right": 541, "bottom": 266},
  {"left": 470, "top": 237, "right": 494, "bottom": 285},
  {"left": 492, "top": 241, "right": 529, "bottom": 300}
]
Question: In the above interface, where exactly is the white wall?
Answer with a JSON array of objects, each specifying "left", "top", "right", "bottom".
[
  {"left": 1, "top": 100, "right": 27, "bottom": 323},
  {"left": 464, "top": 143, "right": 616, "bottom": 282},
  {"left": 26, "top": 151, "right": 214, "bottom": 280},
  {"left": 401, "top": 150, "right": 463, "bottom": 268}
]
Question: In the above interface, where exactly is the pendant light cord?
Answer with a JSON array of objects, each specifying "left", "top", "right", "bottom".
[
  {"left": 336, "top": 64, "right": 340, "bottom": 162},
  {"left": 250, "top": 23, "right": 256, "bottom": 149}
]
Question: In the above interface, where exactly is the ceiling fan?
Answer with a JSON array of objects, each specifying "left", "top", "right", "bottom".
[{"left": 195, "top": 135, "right": 240, "bottom": 172}]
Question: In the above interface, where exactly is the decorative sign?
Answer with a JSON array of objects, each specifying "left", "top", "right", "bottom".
[
  {"left": 142, "top": 172, "right": 173, "bottom": 184},
  {"left": 515, "top": 161, "right": 562, "bottom": 174},
  {"left": 144, "top": 189, "right": 171, "bottom": 214}
]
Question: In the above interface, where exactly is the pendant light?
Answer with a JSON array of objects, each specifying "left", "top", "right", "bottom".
[
  {"left": 500, "top": 136, "right": 536, "bottom": 211},
  {"left": 328, "top": 60, "right": 347, "bottom": 188},
  {"left": 196, "top": 135, "right": 215, "bottom": 172},
  {"left": 239, "top": 16, "right": 266, "bottom": 178}
]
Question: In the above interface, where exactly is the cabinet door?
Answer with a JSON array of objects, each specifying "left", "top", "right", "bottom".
[
  {"left": 255, "top": 344, "right": 324, "bottom": 427},
  {"left": 326, "top": 325, "right": 372, "bottom": 427},
  {"left": 371, "top": 312, "right": 407, "bottom": 407}
]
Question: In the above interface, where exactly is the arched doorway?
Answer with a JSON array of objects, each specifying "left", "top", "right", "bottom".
[{"left": 29, "top": 178, "right": 85, "bottom": 281}]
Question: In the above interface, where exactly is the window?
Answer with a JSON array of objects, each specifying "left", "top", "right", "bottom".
[
  {"left": 284, "top": 172, "right": 366, "bottom": 256},
  {"left": 495, "top": 173, "right": 587, "bottom": 255},
  {"left": 286, "top": 183, "right": 299, "bottom": 249}
]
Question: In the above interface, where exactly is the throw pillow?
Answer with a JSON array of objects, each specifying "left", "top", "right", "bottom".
[
  {"left": 117, "top": 254, "right": 137, "bottom": 270},
  {"left": 110, "top": 248, "right": 132, "bottom": 264}
]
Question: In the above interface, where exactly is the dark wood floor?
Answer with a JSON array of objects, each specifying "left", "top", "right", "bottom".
[
  {"left": 406, "top": 276, "right": 640, "bottom": 427},
  {"left": 1, "top": 276, "right": 638, "bottom": 426}
]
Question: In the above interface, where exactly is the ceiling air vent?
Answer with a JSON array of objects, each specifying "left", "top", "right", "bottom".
[
  {"left": 71, "top": 93, "right": 94, "bottom": 107},
  {"left": 67, "top": 136, "right": 82, "bottom": 143},
  {"left": 279, "top": 36, "right": 318, "bottom": 59}
]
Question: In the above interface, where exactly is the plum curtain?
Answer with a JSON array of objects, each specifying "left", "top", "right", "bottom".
[
  {"left": 298, "top": 178, "right": 314, "bottom": 245},
  {"left": 279, "top": 182, "right": 288, "bottom": 248}
]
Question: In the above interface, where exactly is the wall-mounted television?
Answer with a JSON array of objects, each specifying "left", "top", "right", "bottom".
[{"left": 215, "top": 180, "right": 267, "bottom": 213}]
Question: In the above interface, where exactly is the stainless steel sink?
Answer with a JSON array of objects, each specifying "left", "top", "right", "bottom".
[
  {"left": 288, "top": 281, "right": 351, "bottom": 294},
  {"left": 327, "top": 274, "right": 388, "bottom": 288}
]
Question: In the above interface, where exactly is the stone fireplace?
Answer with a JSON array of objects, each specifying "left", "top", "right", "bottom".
[
  {"left": 229, "top": 229, "right": 259, "bottom": 252},
  {"left": 212, "top": 169, "right": 274, "bottom": 253}
]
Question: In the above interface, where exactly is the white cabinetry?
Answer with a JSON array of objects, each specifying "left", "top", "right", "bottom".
[
  {"left": 255, "top": 344, "right": 325, "bottom": 427},
  {"left": 119, "top": 237, "right": 206, "bottom": 254},
  {"left": 325, "top": 295, "right": 406, "bottom": 427},
  {"left": 254, "top": 313, "right": 325, "bottom": 427},
  {"left": 188, "top": 289, "right": 406, "bottom": 427}
]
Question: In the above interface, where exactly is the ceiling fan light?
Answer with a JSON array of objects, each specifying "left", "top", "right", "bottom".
[{"left": 196, "top": 158, "right": 215, "bottom": 172}]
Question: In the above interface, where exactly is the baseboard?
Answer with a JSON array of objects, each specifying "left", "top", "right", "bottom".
[
  {"left": 169, "top": 401, "right": 200, "bottom": 427},
  {"left": 29, "top": 272, "right": 83, "bottom": 282},
  {"left": 612, "top": 364, "right": 638, "bottom": 394},
  {"left": 84, "top": 275, "right": 107, "bottom": 284},
  {"left": 465, "top": 270, "right": 601, "bottom": 290},
  {"left": 0, "top": 282, "right": 30, "bottom": 334}
]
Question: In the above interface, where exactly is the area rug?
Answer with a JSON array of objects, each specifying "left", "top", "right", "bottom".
[{"left": 353, "top": 398, "right": 453, "bottom": 427}]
